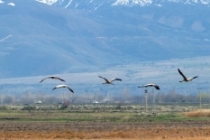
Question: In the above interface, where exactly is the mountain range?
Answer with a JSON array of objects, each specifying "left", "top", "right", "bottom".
[
  {"left": 0, "top": 0, "right": 210, "bottom": 80},
  {"left": 37, "top": 0, "right": 210, "bottom": 7}
]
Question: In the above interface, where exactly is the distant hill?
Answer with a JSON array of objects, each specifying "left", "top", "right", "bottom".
[{"left": 0, "top": 0, "right": 210, "bottom": 78}]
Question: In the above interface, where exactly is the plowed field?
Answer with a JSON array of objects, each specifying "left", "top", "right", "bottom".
[{"left": 1, "top": 121, "right": 210, "bottom": 140}]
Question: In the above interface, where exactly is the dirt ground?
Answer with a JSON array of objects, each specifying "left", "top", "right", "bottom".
[{"left": 1, "top": 121, "right": 210, "bottom": 140}]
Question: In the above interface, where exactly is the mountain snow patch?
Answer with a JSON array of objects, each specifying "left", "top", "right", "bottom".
[
  {"left": 35, "top": 0, "right": 210, "bottom": 7},
  {"left": 112, "top": 0, "right": 153, "bottom": 6},
  {"left": 36, "top": 0, "right": 58, "bottom": 5},
  {"left": 200, "top": 0, "right": 210, "bottom": 4},
  {"left": 0, "top": 35, "right": 12, "bottom": 43},
  {"left": 8, "top": 2, "right": 15, "bottom": 6},
  {"left": 64, "top": 0, "right": 73, "bottom": 8}
]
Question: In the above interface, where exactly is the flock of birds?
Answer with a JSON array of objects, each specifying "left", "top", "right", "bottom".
[{"left": 38, "top": 68, "right": 199, "bottom": 94}]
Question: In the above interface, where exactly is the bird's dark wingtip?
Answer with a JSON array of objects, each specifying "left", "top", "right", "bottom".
[{"left": 155, "top": 86, "right": 160, "bottom": 90}]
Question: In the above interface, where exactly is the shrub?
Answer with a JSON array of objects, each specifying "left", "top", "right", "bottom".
[
  {"left": 21, "top": 106, "right": 36, "bottom": 110},
  {"left": 0, "top": 106, "right": 7, "bottom": 110}
]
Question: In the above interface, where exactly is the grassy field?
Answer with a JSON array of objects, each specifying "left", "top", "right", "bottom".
[
  {"left": 1, "top": 103, "right": 210, "bottom": 139},
  {"left": 0, "top": 103, "right": 209, "bottom": 122}
]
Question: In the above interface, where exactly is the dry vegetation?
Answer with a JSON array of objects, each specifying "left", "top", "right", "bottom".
[
  {"left": 0, "top": 104, "right": 210, "bottom": 139},
  {"left": 183, "top": 109, "right": 210, "bottom": 117}
]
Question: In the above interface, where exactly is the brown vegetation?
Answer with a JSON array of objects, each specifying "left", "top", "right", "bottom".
[{"left": 183, "top": 109, "right": 210, "bottom": 117}]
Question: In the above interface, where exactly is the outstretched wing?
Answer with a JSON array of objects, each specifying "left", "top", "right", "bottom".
[
  {"left": 53, "top": 77, "right": 66, "bottom": 82},
  {"left": 190, "top": 76, "right": 199, "bottom": 81},
  {"left": 52, "top": 84, "right": 74, "bottom": 93},
  {"left": 146, "top": 83, "right": 160, "bottom": 90},
  {"left": 110, "top": 78, "right": 122, "bottom": 83},
  {"left": 39, "top": 76, "right": 65, "bottom": 83},
  {"left": 98, "top": 76, "right": 109, "bottom": 83},
  {"left": 138, "top": 83, "right": 160, "bottom": 90},
  {"left": 52, "top": 84, "right": 64, "bottom": 90},
  {"left": 66, "top": 86, "right": 74, "bottom": 93},
  {"left": 178, "top": 68, "right": 187, "bottom": 80},
  {"left": 154, "top": 85, "right": 160, "bottom": 90},
  {"left": 39, "top": 77, "right": 49, "bottom": 83}
]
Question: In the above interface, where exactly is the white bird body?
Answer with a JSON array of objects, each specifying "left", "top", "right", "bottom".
[
  {"left": 138, "top": 83, "right": 160, "bottom": 90},
  {"left": 52, "top": 84, "right": 74, "bottom": 93},
  {"left": 39, "top": 76, "right": 66, "bottom": 83},
  {"left": 178, "top": 68, "right": 198, "bottom": 82},
  {"left": 98, "top": 76, "right": 122, "bottom": 84}
]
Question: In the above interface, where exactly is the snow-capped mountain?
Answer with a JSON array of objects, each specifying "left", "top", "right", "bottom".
[
  {"left": 0, "top": 0, "right": 210, "bottom": 79},
  {"left": 36, "top": 0, "right": 210, "bottom": 7}
]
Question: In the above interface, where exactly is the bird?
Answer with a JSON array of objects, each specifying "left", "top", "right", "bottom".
[
  {"left": 138, "top": 83, "right": 160, "bottom": 90},
  {"left": 177, "top": 68, "right": 198, "bottom": 82},
  {"left": 52, "top": 84, "right": 74, "bottom": 93},
  {"left": 98, "top": 75, "right": 122, "bottom": 84},
  {"left": 39, "top": 76, "right": 66, "bottom": 83}
]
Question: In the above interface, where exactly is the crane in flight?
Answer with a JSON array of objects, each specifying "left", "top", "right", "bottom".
[
  {"left": 52, "top": 84, "right": 74, "bottom": 93},
  {"left": 178, "top": 68, "right": 198, "bottom": 82},
  {"left": 98, "top": 75, "right": 122, "bottom": 85},
  {"left": 39, "top": 76, "right": 66, "bottom": 83},
  {"left": 138, "top": 83, "right": 160, "bottom": 90}
]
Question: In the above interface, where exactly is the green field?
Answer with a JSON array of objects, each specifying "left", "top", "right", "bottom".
[{"left": 0, "top": 103, "right": 209, "bottom": 122}]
